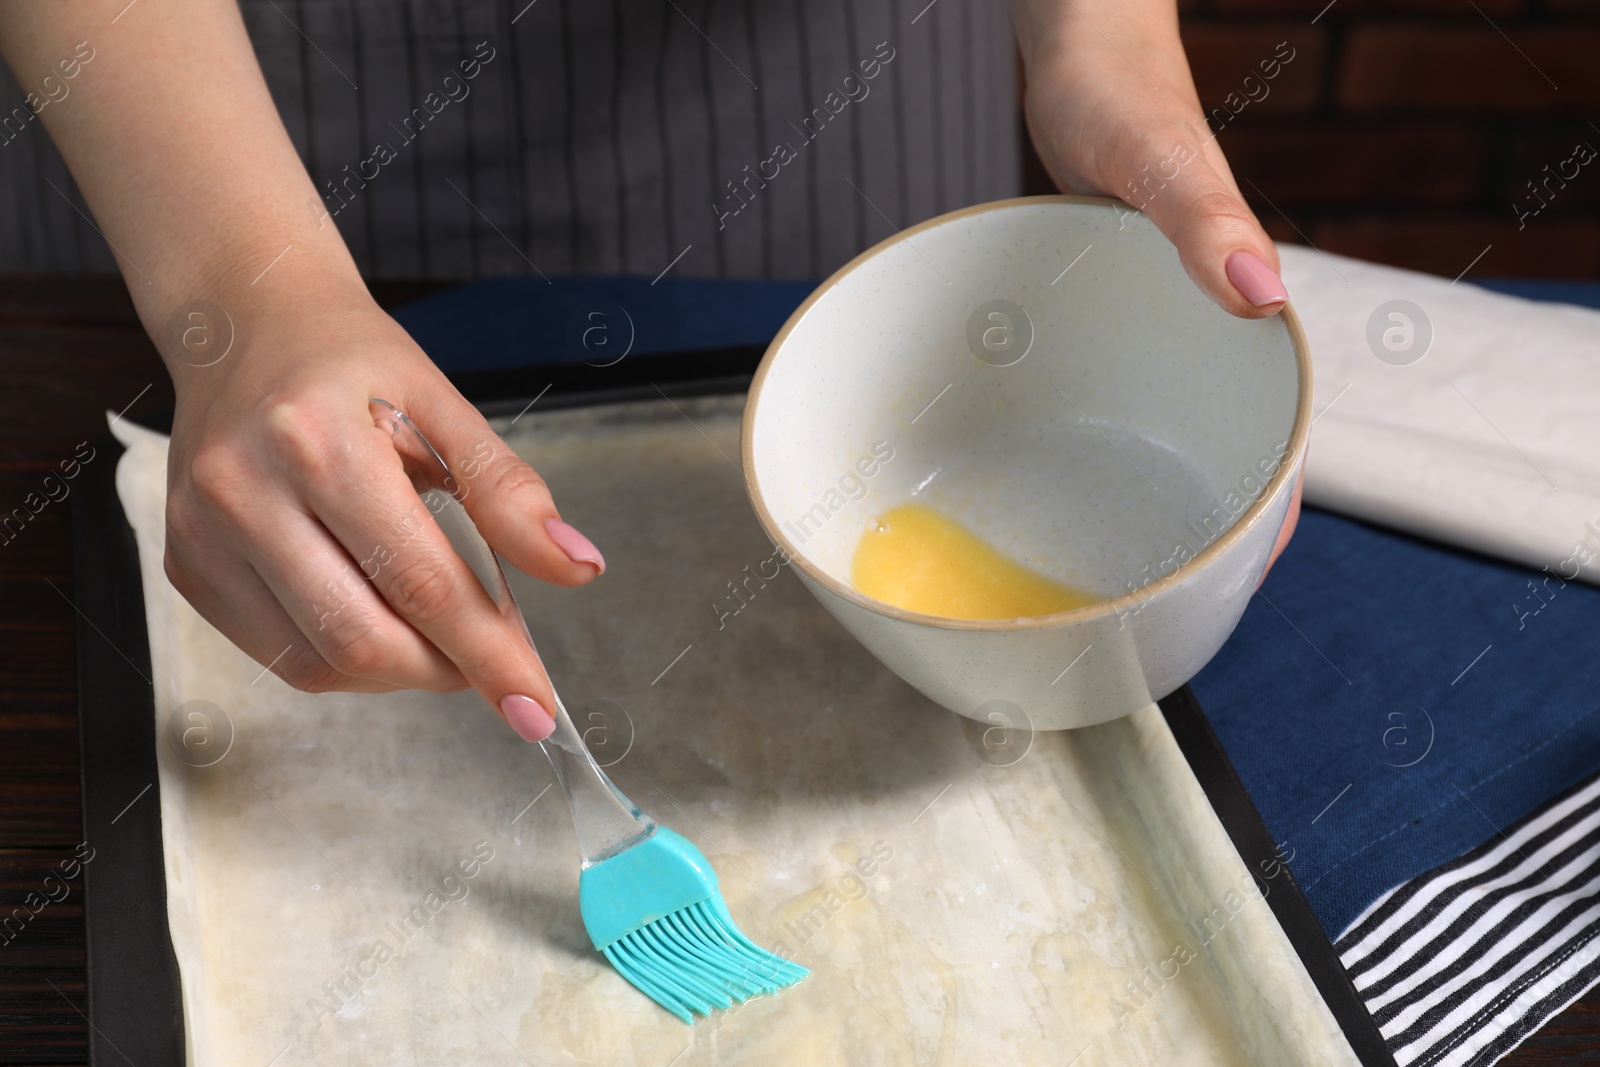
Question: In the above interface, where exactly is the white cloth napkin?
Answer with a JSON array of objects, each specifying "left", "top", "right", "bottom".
[{"left": 1279, "top": 243, "right": 1600, "bottom": 585}]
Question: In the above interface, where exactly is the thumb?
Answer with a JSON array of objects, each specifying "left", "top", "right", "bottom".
[
  {"left": 399, "top": 383, "right": 606, "bottom": 587},
  {"left": 1118, "top": 131, "right": 1288, "bottom": 319}
]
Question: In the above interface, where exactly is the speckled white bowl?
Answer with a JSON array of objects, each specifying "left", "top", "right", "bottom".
[{"left": 742, "top": 196, "right": 1310, "bottom": 730}]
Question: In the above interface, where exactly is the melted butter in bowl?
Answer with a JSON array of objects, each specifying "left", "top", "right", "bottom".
[{"left": 851, "top": 503, "right": 1100, "bottom": 621}]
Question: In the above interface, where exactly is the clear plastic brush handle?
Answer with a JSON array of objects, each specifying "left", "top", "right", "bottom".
[{"left": 370, "top": 399, "right": 657, "bottom": 867}]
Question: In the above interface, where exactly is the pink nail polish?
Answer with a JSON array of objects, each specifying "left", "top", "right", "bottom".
[
  {"left": 1226, "top": 251, "right": 1289, "bottom": 307},
  {"left": 500, "top": 693, "right": 555, "bottom": 742},
  {"left": 544, "top": 517, "right": 605, "bottom": 573}
]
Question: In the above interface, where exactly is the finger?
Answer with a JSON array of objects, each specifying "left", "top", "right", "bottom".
[
  {"left": 237, "top": 503, "right": 470, "bottom": 693},
  {"left": 162, "top": 542, "right": 397, "bottom": 694},
  {"left": 1259, "top": 466, "right": 1304, "bottom": 585},
  {"left": 401, "top": 385, "right": 605, "bottom": 585},
  {"left": 1113, "top": 126, "right": 1288, "bottom": 319},
  {"left": 294, "top": 421, "right": 560, "bottom": 740}
]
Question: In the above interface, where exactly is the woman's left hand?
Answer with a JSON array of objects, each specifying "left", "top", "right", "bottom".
[
  {"left": 1015, "top": 0, "right": 1301, "bottom": 575},
  {"left": 1015, "top": 0, "right": 1290, "bottom": 319}
]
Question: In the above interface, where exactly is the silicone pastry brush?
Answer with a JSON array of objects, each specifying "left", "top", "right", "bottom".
[{"left": 371, "top": 400, "right": 808, "bottom": 1022}]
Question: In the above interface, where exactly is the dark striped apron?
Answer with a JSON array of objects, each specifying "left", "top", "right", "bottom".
[{"left": 0, "top": 0, "right": 1019, "bottom": 280}]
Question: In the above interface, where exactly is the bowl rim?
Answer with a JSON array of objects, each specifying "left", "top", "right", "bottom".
[{"left": 740, "top": 194, "right": 1314, "bottom": 633}]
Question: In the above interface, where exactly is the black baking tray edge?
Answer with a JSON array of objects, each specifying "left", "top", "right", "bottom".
[
  {"left": 75, "top": 350, "right": 1393, "bottom": 1067},
  {"left": 74, "top": 419, "right": 186, "bottom": 1067},
  {"left": 1160, "top": 687, "right": 1394, "bottom": 1065}
]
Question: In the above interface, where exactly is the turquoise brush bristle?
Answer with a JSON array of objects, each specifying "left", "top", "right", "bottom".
[{"left": 580, "top": 826, "right": 808, "bottom": 1022}]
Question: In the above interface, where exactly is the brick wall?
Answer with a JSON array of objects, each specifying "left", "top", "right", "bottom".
[{"left": 1025, "top": 1, "right": 1600, "bottom": 280}]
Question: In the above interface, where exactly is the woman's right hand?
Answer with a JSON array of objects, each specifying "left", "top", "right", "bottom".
[
  {"left": 160, "top": 274, "right": 604, "bottom": 741},
  {"left": 0, "top": 0, "right": 602, "bottom": 739}
]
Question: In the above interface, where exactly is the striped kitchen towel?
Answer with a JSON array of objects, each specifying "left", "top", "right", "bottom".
[{"left": 1336, "top": 771, "right": 1600, "bottom": 1066}]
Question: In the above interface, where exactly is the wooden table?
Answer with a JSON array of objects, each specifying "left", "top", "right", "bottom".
[{"left": 1, "top": 276, "right": 1596, "bottom": 1065}]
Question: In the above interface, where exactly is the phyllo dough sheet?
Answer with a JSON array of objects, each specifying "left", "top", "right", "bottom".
[{"left": 110, "top": 396, "right": 1356, "bottom": 1066}]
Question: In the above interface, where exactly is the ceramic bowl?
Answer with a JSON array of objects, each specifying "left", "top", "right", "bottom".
[{"left": 742, "top": 196, "right": 1311, "bottom": 731}]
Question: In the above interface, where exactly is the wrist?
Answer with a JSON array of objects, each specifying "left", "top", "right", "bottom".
[
  {"left": 153, "top": 238, "right": 376, "bottom": 394},
  {"left": 1016, "top": 0, "right": 1184, "bottom": 83}
]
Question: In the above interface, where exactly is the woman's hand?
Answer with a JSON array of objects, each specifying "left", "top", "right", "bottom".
[
  {"left": 1015, "top": 0, "right": 1290, "bottom": 317},
  {"left": 1015, "top": 0, "right": 1301, "bottom": 575},
  {"left": 0, "top": 0, "right": 602, "bottom": 735},
  {"left": 161, "top": 276, "right": 603, "bottom": 740}
]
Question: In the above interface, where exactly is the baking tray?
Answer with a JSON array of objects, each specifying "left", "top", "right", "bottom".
[{"left": 74, "top": 351, "right": 1393, "bottom": 1065}]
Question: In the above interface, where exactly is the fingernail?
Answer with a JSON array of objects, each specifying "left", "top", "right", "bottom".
[
  {"left": 544, "top": 517, "right": 605, "bottom": 573},
  {"left": 500, "top": 693, "right": 555, "bottom": 743},
  {"left": 1226, "top": 251, "right": 1289, "bottom": 307}
]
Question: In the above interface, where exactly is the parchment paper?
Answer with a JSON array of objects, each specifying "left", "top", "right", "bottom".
[{"left": 111, "top": 396, "right": 1357, "bottom": 1066}]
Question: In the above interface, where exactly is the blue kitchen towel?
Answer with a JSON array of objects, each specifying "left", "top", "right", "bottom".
[
  {"left": 1191, "top": 506, "right": 1600, "bottom": 937},
  {"left": 396, "top": 272, "right": 1600, "bottom": 943},
  {"left": 1194, "top": 277, "right": 1600, "bottom": 938}
]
